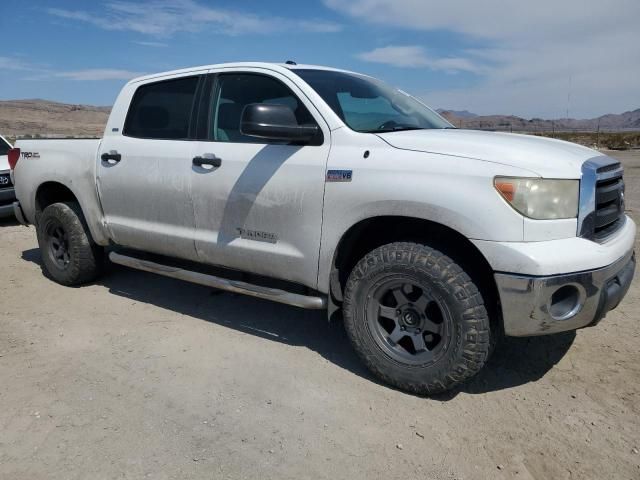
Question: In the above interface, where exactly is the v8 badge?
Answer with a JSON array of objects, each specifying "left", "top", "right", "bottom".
[{"left": 326, "top": 170, "right": 353, "bottom": 182}]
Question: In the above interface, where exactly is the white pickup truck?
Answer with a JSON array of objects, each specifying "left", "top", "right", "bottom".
[{"left": 10, "top": 62, "right": 635, "bottom": 394}]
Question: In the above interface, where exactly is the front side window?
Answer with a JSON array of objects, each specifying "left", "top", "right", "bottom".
[
  {"left": 0, "top": 137, "right": 10, "bottom": 156},
  {"left": 124, "top": 76, "right": 199, "bottom": 139},
  {"left": 210, "top": 73, "right": 316, "bottom": 143},
  {"left": 292, "top": 69, "right": 452, "bottom": 133}
]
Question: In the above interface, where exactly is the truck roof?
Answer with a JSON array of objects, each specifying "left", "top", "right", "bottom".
[{"left": 127, "top": 62, "right": 360, "bottom": 85}]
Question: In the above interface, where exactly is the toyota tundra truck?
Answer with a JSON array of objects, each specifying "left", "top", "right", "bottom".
[{"left": 9, "top": 62, "right": 635, "bottom": 395}]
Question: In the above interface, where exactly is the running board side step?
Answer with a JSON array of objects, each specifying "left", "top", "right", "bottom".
[{"left": 108, "top": 252, "right": 327, "bottom": 310}]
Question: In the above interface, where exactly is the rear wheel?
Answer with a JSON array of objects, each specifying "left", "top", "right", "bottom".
[
  {"left": 343, "top": 242, "right": 491, "bottom": 395},
  {"left": 36, "top": 202, "right": 103, "bottom": 286}
]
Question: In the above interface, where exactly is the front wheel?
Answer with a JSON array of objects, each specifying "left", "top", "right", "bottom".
[
  {"left": 343, "top": 242, "right": 491, "bottom": 395},
  {"left": 36, "top": 201, "right": 104, "bottom": 286}
]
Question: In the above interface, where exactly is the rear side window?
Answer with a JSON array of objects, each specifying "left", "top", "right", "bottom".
[{"left": 124, "top": 76, "right": 199, "bottom": 139}]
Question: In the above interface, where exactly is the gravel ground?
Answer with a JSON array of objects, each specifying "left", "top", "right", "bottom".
[{"left": 1, "top": 150, "right": 639, "bottom": 480}]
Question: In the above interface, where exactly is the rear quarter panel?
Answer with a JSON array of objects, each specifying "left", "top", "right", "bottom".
[{"left": 13, "top": 139, "right": 111, "bottom": 245}]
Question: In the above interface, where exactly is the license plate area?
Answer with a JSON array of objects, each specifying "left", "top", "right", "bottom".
[{"left": 0, "top": 173, "right": 12, "bottom": 189}]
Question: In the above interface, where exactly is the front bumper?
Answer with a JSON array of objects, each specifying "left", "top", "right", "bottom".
[{"left": 496, "top": 250, "right": 635, "bottom": 336}]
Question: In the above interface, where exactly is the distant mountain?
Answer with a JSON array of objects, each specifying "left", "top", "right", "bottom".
[
  {"left": 438, "top": 108, "right": 640, "bottom": 131},
  {"left": 0, "top": 99, "right": 111, "bottom": 138},
  {"left": 436, "top": 109, "right": 478, "bottom": 119}
]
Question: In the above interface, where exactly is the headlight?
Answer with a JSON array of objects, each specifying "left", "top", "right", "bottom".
[{"left": 494, "top": 177, "right": 579, "bottom": 220}]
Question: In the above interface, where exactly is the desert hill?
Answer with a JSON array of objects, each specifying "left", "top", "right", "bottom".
[{"left": 0, "top": 99, "right": 111, "bottom": 138}]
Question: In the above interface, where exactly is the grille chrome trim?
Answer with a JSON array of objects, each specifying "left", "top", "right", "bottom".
[
  {"left": 578, "top": 156, "right": 625, "bottom": 241},
  {"left": 595, "top": 162, "right": 622, "bottom": 174}
]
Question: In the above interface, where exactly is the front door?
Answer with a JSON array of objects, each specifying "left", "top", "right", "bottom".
[
  {"left": 190, "top": 71, "right": 330, "bottom": 288},
  {"left": 97, "top": 75, "right": 201, "bottom": 261}
]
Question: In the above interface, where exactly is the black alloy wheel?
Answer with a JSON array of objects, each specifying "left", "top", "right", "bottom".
[
  {"left": 45, "top": 219, "right": 71, "bottom": 269},
  {"left": 366, "top": 278, "right": 451, "bottom": 366}
]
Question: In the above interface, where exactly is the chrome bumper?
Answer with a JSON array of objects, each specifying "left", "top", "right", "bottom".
[{"left": 495, "top": 250, "right": 635, "bottom": 336}]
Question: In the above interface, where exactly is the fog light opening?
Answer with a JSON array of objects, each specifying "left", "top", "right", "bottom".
[{"left": 549, "top": 285, "right": 582, "bottom": 320}]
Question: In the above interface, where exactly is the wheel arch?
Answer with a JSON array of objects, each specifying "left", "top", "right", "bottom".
[
  {"left": 33, "top": 181, "right": 106, "bottom": 245},
  {"left": 35, "top": 181, "right": 79, "bottom": 216},
  {"left": 329, "top": 215, "right": 501, "bottom": 331}
]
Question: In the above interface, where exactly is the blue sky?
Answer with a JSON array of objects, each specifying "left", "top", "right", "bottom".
[{"left": 1, "top": 0, "right": 638, "bottom": 118}]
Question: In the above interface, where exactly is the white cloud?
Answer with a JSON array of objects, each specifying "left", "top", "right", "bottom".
[
  {"left": 0, "top": 56, "right": 37, "bottom": 71},
  {"left": 23, "top": 66, "right": 144, "bottom": 82},
  {"left": 324, "top": 0, "right": 637, "bottom": 41},
  {"left": 49, "top": 0, "right": 341, "bottom": 37},
  {"left": 357, "top": 45, "right": 481, "bottom": 73},
  {"left": 325, "top": 0, "right": 640, "bottom": 118},
  {"left": 134, "top": 41, "right": 168, "bottom": 48},
  {"left": 53, "top": 69, "right": 145, "bottom": 81}
]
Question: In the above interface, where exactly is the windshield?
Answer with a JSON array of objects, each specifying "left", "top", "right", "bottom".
[{"left": 292, "top": 69, "right": 452, "bottom": 133}]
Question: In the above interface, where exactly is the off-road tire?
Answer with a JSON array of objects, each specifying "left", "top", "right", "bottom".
[
  {"left": 36, "top": 201, "right": 104, "bottom": 286},
  {"left": 343, "top": 242, "right": 491, "bottom": 395}
]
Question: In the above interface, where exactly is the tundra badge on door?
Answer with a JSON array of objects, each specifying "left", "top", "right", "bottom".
[{"left": 236, "top": 228, "right": 278, "bottom": 244}]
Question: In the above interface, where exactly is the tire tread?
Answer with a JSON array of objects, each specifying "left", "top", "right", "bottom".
[
  {"left": 36, "top": 201, "right": 103, "bottom": 286},
  {"left": 343, "top": 242, "right": 491, "bottom": 395}
]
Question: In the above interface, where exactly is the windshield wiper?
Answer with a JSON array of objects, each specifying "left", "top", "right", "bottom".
[{"left": 361, "top": 126, "right": 426, "bottom": 133}]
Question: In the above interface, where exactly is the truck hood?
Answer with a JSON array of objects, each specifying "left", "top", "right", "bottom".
[
  {"left": 376, "top": 129, "right": 603, "bottom": 178},
  {"left": 0, "top": 155, "right": 8, "bottom": 172}
]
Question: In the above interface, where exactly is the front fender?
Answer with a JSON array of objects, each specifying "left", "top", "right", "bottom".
[{"left": 317, "top": 136, "right": 533, "bottom": 292}]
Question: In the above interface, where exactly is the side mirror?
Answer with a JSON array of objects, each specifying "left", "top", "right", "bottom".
[{"left": 240, "top": 103, "right": 320, "bottom": 143}]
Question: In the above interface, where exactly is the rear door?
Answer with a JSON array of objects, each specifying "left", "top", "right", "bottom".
[
  {"left": 190, "top": 69, "right": 331, "bottom": 288},
  {"left": 97, "top": 75, "right": 201, "bottom": 261}
]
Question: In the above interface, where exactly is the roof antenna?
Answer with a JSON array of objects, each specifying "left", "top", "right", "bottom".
[{"left": 285, "top": 60, "right": 297, "bottom": 65}]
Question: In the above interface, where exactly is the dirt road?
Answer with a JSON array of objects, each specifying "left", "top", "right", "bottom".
[{"left": 1, "top": 151, "right": 639, "bottom": 479}]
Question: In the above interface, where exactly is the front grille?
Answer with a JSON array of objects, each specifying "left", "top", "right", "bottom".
[
  {"left": 0, "top": 172, "right": 12, "bottom": 190},
  {"left": 593, "top": 164, "right": 625, "bottom": 240}
]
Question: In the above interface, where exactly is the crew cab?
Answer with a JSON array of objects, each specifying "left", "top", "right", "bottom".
[
  {"left": 0, "top": 134, "right": 16, "bottom": 217},
  {"left": 10, "top": 62, "right": 636, "bottom": 394}
]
